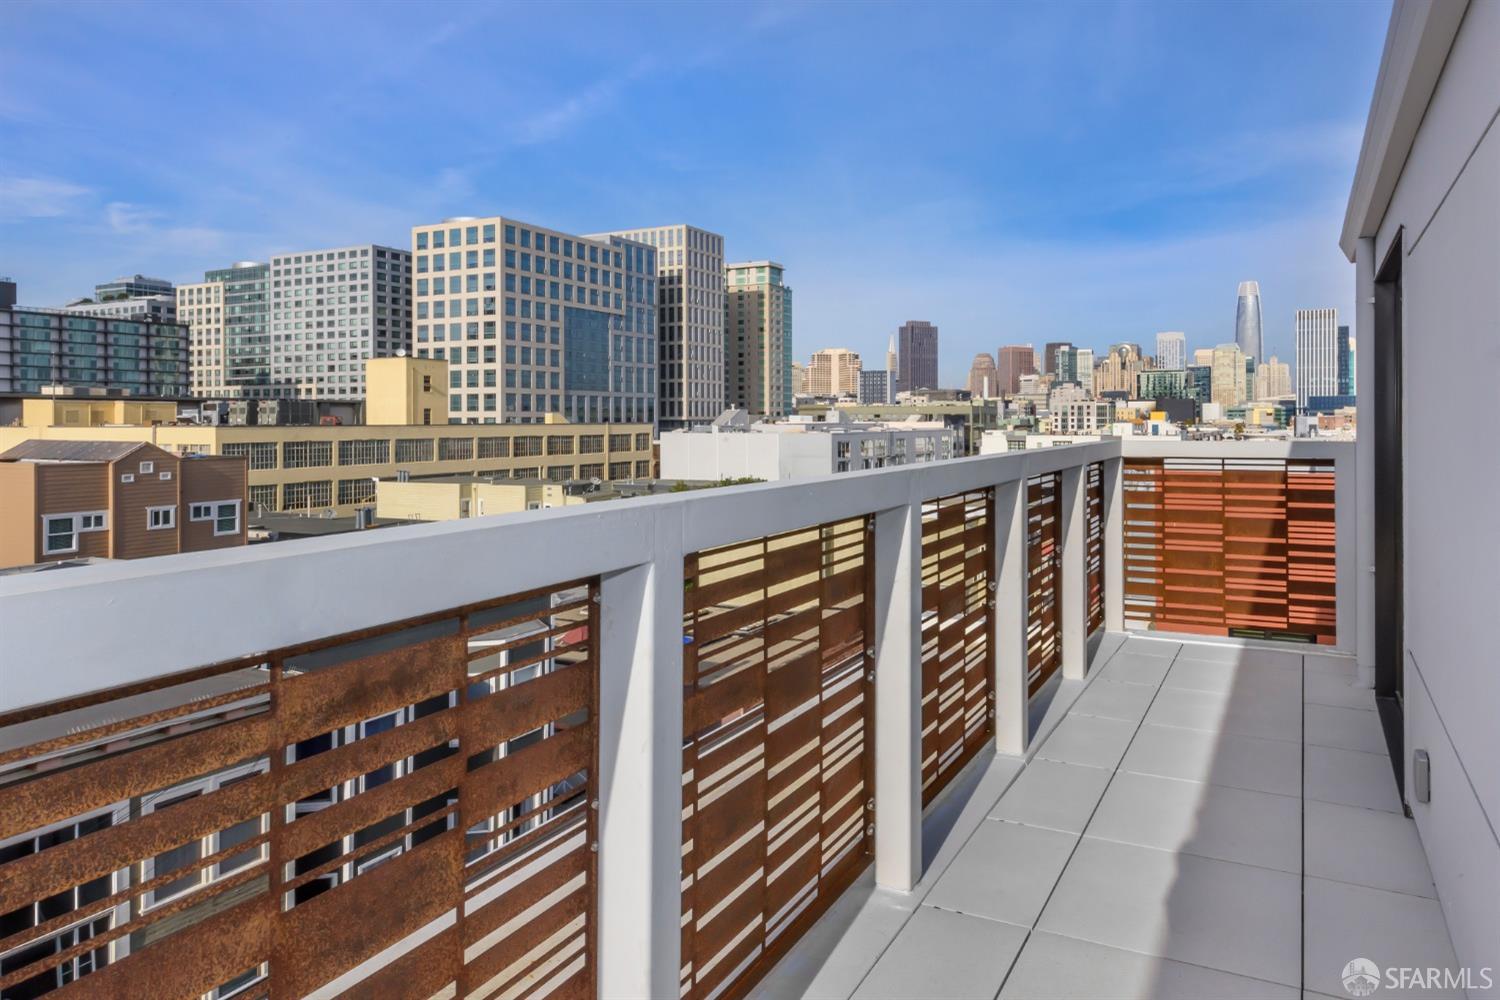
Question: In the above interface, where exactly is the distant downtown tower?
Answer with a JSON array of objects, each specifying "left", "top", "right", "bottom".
[{"left": 1235, "top": 280, "right": 1263, "bottom": 363}]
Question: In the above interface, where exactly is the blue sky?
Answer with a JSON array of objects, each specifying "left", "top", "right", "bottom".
[{"left": 1, "top": 0, "right": 1389, "bottom": 384}]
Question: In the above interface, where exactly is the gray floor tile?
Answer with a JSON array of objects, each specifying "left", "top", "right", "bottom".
[
  {"left": 1145, "top": 683, "right": 1302, "bottom": 743},
  {"left": 919, "top": 752, "right": 1026, "bottom": 879},
  {"left": 1162, "top": 657, "right": 1303, "bottom": 702},
  {"left": 1305, "top": 701, "right": 1389, "bottom": 755},
  {"left": 1070, "top": 677, "right": 1158, "bottom": 722},
  {"left": 1305, "top": 744, "right": 1403, "bottom": 813},
  {"left": 1119, "top": 637, "right": 1179, "bottom": 658},
  {"left": 1034, "top": 713, "right": 1139, "bottom": 769},
  {"left": 1304, "top": 670, "right": 1378, "bottom": 710},
  {"left": 1171, "top": 642, "right": 1299, "bottom": 669},
  {"left": 1035, "top": 838, "right": 1301, "bottom": 986},
  {"left": 1085, "top": 770, "right": 1301, "bottom": 872},
  {"left": 1304, "top": 651, "right": 1358, "bottom": 676},
  {"left": 999, "top": 930, "right": 1300, "bottom": 1000},
  {"left": 925, "top": 819, "right": 1078, "bottom": 928},
  {"left": 988, "top": 757, "right": 1113, "bottom": 834},
  {"left": 1098, "top": 651, "right": 1175, "bottom": 686},
  {"left": 1120, "top": 723, "right": 1302, "bottom": 797},
  {"left": 1303, "top": 877, "right": 1461, "bottom": 999},
  {"left": 1304, "top": 799, "right": 1435, "bottom": 898},
  {"left": 853, "top": 905, "right": 1028, "bottom": 1000}
]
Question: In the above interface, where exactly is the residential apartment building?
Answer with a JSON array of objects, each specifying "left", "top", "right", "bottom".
[
  {"left": 0, "top": 440, "right": 246, "bottom": 568},
  {"left": 1154, "top": 331, "right": 1186, "bottom": 370},
  {"left": 584, "top": 234, "right": 658, "bottom": 426},
  {"left": 857, "top": 369, "right": 892, "bottom": 404},
  {"left": 896, "top": 321, "right": 939, "bottom": 394},
  {"left": 58, "top": 295, "right": 177, "bottom": 323},
  {"left": 1295, "top": 308, "right": 1341, "bottom": 410},
  {"left": 724, "top": 261, "right": 792, "bottom": 419},
  {"left": 591, "top": 224, "right": 723, "bottom": 429},
  {"left": 177, "top": 279, "right": 225, "bottom": 395},
  {"left": 1074, "top": 347, "right": 1095, "bottom": 389},
  {"left": 803, "top": 398, "right": 1000, "bottom": 454},
  {"left": 1210, "top": 342, "right": 1248, "bottom": 408},
  {"left": 1042, "top": 341, "right": 1071, "bottom": 376},
  {"left": 268, "top": 244, "right": 413, "bottom": 400},
  {"left": 411, "top": 216, "right": 649, "bottom": 425},
  {"left": 806, "top": 348, "right": 862, "bottom": 397},
  {"left": 1050, "top": 398, "right": 1116, "bottom": 435},
  {"left": 0, "top": 281, "right": 189, "bottom": 396},
  {"left": 181, "top": 261, "right": 270, "bottom": 398},
  {"left": 996, "top": 344, "right": 1035, "bottom": 396},
  {"left": 1092, "top": 344, "right": 1142, "bottom": 395},
  {"left": 96, "top": 275, "right": 175, "bottom": 300},
  {"left": 1137, "top": 369, "right": 1189, "bottom": 399},
  {"left": 1255, "top": 354, "right": 1293, "bottom": 400}
]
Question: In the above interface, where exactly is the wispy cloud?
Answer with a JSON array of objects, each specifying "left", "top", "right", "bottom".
[
  {"left": 514, "top": 58, "right": 655, "bottom": 146},
  {"left": 105, "top": 201, "right": 161, "bottom": 234},
  {"left": 0, "top": 175, "right": 92, "bottom": 219}
]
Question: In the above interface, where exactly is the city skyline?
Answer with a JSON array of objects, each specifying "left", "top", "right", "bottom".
[{"left": 1, "top": 2, "right": 1387, "bottom": 387}]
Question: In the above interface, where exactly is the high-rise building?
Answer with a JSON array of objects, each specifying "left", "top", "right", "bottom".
[
  {"left": 995, "top": 345, "right": 1036, "bottom": 396},
  {"left": 95, "top": 274, "right": 175, "bottom": 301},
  {"left": 410, "top": 216, "right": 641, "bottom": 424},
  {"left": 1093, "top": 343, "right": 1143, "bottom": 395},
  {"left": 178, "top": 280, "right": 225, "bottom": 396},
  {"left": 1210, "top": 343, "right": 1248, "bottom": 408},
  {"left": 1235, "top": 280, "right": 1263, "bottom": 362},
  {"left": 1336, "top": 324, "right": 1354, "bottom": 396},
  {"left": 896, "top": 321, "right": 938, "bottom": 394},
  {"left": 1254, "top": 355, "right": 1292, "bottom": 400},
  {"left": 1155, "top": 331, "right": 1186, "bottom": 370},
  {"left": 725, "top": 261, "right": 792, "bottom": 418},
  {"left": 1295, "top": 308, "right": 1340, "bottom": 410},
  {"left": 885, "top": 336, "right": 897, "bottom": 387},
  {"left": 1054, "top": 346, "right": 1078, "bottom": 386},
  {"left": 857, "top": 369, "right": 892, "bottom": 404},
  {"left": 1184, "top": 364, "right": 1213, "bottom": 402},
  {"left": 1193, "top": 347, "right": 1215, "bottom": 367},
  {"left": 195, "top": 261, "right": 270, "bottom": 398},
  {"left": 587, "top": 234, "right": 658, "bottom": 425},
  {"left": 1042, "top": 341, "right": 1072, "bottom": 376},
  {"left": 1138, "top": 369, "right": 1189, "bottom": 399},
  {"left": 59, "top": 295, "right": 177, "bottom": 323},
  {"left": 967, "top": 352, "right": 997, "bottom": 398},
  {"left": 1075, "top": 348, "right": 1095, "bottom": 390},
  {"left": 805, "top": 348, "right": 862, "bottom": 397},
  {"left": 0, "top": 284, "right": 189, "bottom": 396},
  {"left": 591, "top": 224, "right": 724, "bottom": 429},
  {"left": 268, "top": 244, "right": 413, "bottom": 401}
]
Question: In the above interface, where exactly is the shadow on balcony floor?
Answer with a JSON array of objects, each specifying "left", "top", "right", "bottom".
[{"left": 749, "top": 633, "right": 1460, "bottom": 1000}]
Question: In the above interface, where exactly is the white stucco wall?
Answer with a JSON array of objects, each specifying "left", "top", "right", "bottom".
[{"left": 1363, "top": 0, "right": 1500, "bottom": 979}]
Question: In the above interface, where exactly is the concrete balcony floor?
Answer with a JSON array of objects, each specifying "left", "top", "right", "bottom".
[{"left": 752, "top": 634, "right": 1460, "bottom": 1000}]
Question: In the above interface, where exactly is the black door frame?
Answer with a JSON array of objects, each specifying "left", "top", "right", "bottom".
[{"left": 1373, "top": 230, "right": 1405, "bottom": 797}]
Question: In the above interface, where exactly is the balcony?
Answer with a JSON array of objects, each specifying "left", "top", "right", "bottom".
[{"left": 0, "top": 438, "right": 1456, "bottom": 999}]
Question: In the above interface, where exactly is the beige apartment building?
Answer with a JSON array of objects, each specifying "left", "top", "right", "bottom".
[
  {"left": 176, "top": 280, "right": 225, "bottom": 396},
  {"left": 410, "top": 216, "right": 656, "bottom": 426},
  {"left": 1255, "top": 354, "right": 1293, "bottom": 400},
  {"left": 590, "top": 224, "right": 724, "bottom": 429},
  {"left": 1210, "top": 343, "right": 1249, "bottom": 407},
  {"left": 725, "top": 261, "right": 792, "bottom": 419},
  {"left": 804, "top": 348, "right": 861, "bottom": 397}
]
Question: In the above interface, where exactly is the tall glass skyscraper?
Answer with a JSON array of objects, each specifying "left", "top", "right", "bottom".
[{"left": 1235, "top": 281, "right": 1263, "bottom": 363}]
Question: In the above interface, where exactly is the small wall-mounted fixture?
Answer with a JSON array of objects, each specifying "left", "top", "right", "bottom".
[{"left": 1413, "top": 749, "right": 1431, "bottom": 803}]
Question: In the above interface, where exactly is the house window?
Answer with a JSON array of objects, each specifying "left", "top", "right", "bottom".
[
  {"left": 43, "top": 515, "right": 78, "bottom": 553},
  {"left": 140, "top": 461, "right": 155, "bottom": 474},
  {"left": 190, "top": 501, "right": 240, "bottom": 535},
  {"left": 159, "top": 470, "right": 173, "bottom": 481},
  {"left": 120, "top": 473, "right": 135, "bottom": 484},
  {"left": 148, "top": 506, "right": 176, "bottom": 530}
]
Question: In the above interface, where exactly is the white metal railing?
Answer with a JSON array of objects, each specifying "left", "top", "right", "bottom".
[{"left": 0, "top": 435, "right": 1356, "bottom": 999}]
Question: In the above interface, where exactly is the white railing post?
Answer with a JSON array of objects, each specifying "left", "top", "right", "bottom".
[
  {"left": 993, "top": 479, "right": 1031, "bottom": 755},
  {"left": 872, "top": 501, "right": 923, "bottom": 891},
  {"left": 1102, "top": 456, "right": 1126, "bottom": 633},
  {"left": 1059, "top": 464, "right": 1088, "bottom": 679},
  {"left": 596, "top": 507, "right": 683, "bottom": 999}
]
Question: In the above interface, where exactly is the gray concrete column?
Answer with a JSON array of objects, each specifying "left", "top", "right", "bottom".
[
  {"left": 993, "top": 480, "right": 1031, "bottom": 755},
  {"left": 872, "top": 501, "right": 923, "bottom": 891}
]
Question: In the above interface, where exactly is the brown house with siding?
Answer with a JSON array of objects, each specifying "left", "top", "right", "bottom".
[{"left": 0, "top": 440, "right": 247, "bottom": 568}]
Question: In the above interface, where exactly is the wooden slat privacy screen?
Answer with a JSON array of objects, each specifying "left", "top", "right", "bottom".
[
  {"left": 1026, "top": 473, "right": 1063, "bottom": 696},
  {"left": 1086, "top": 462, "right": 1106, "bottom": 636},
  {"left": 681, "top": 516, "right": 874, "bottom": 1000},
  {"left": 1123, "top": 457, "right": 1337, "bottom": 643},
  {"left": 919, "top": 489, "right": 995, "bottom": 806},
  {"left": 0, "top": 583, "right": 599, "bottom": 1000}
]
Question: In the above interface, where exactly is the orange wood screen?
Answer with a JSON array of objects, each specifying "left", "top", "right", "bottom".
[
  {"left": 0, "top": 582, "right": 599, "bottom": 1000},
  {"left": 680, "top": 516, "right": 873, "bottom": 1000},
  {"left": 1026, "top": 472, "right": 1063, "bottom": 696},
  {"left": 1086, "top": 462, "right": 1106, "bottom": 636},
  {"left": 919, "top": 489, "right": 995, "bottom": 806},
  {"left": 1123, "top": 457, "right": 1337, "bottom": 643}
]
